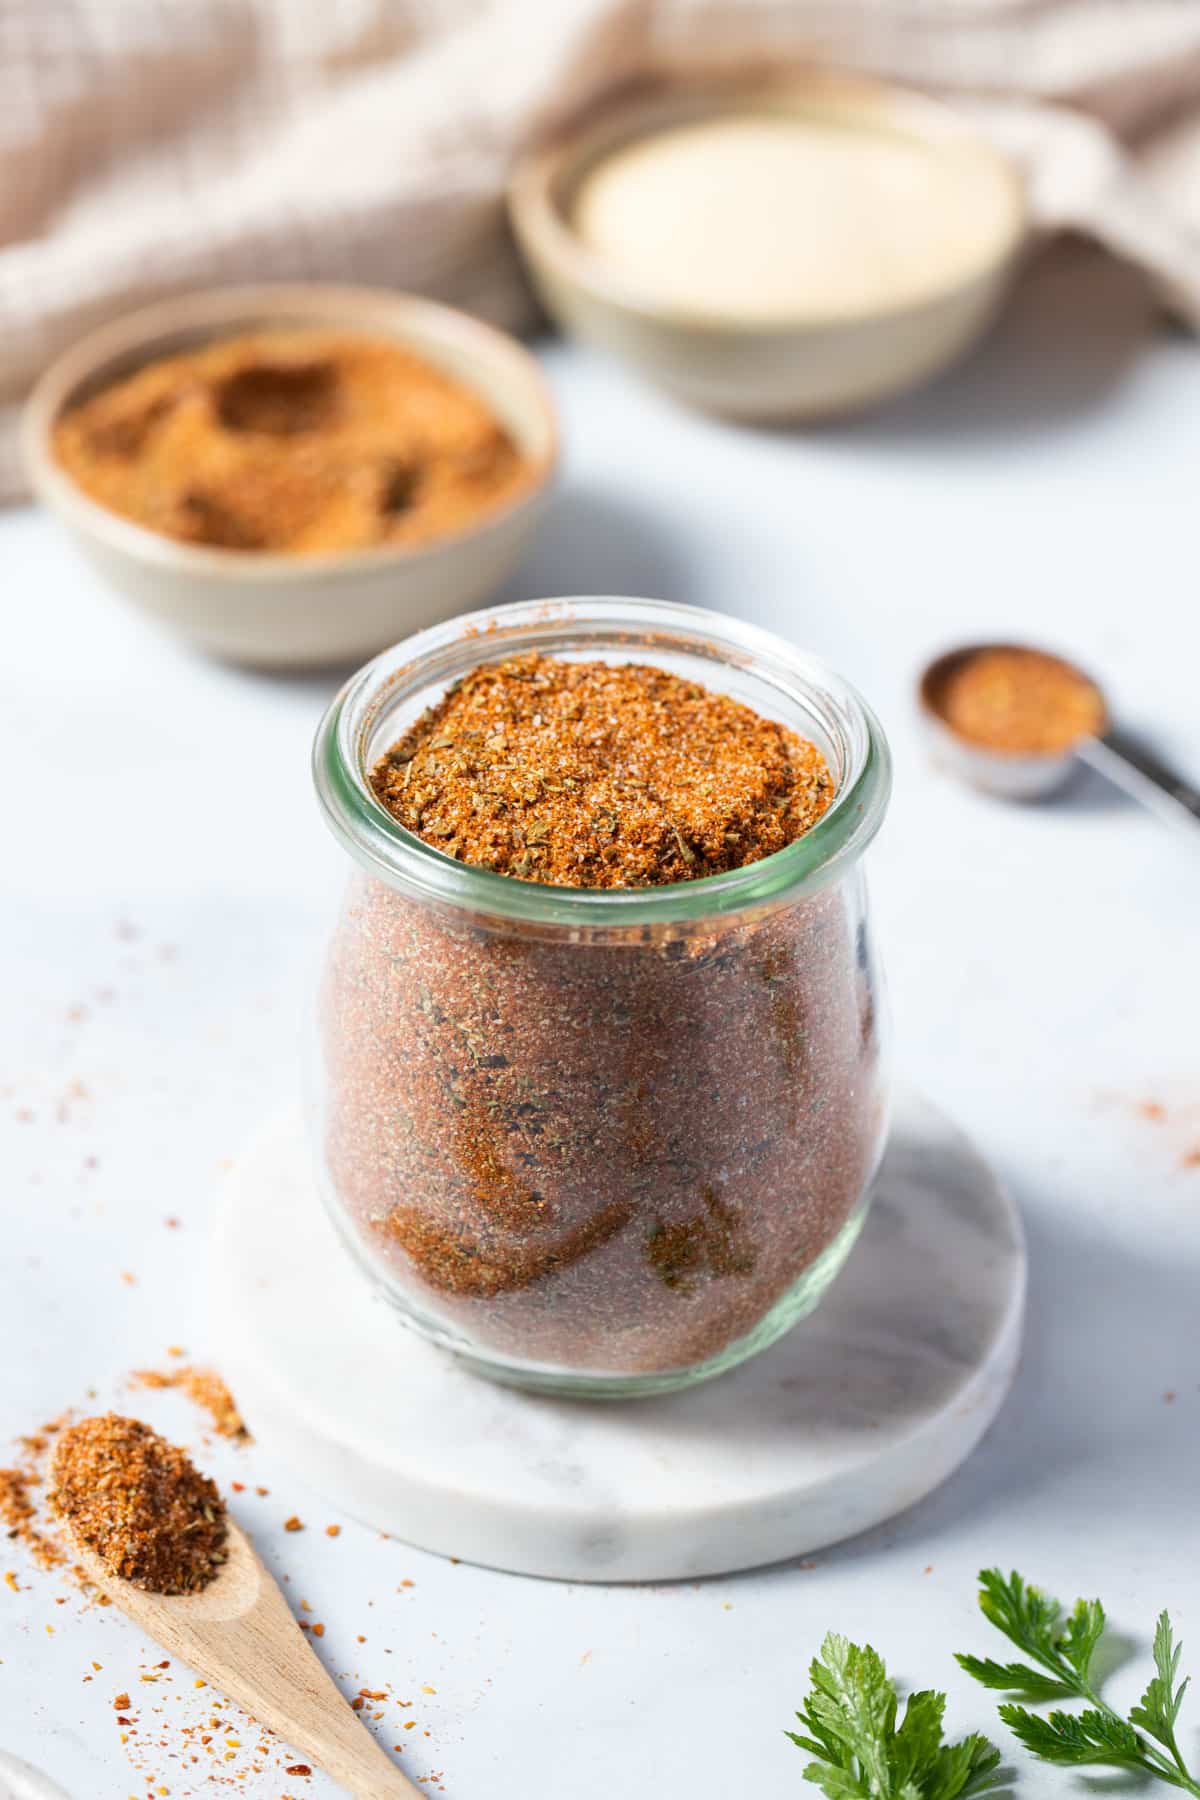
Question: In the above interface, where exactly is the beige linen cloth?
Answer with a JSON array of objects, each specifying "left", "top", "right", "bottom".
[{"left": 3, "top": 0, "right": 1200, "bottom": 499}]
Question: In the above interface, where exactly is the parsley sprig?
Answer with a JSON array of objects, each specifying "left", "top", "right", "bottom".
[
  {"left": 788, "top": 1632, "right": 1003, "bottom": 1800},
  {"left": 957, "top": 1568, "right": 1200, "bottom": 1797}
]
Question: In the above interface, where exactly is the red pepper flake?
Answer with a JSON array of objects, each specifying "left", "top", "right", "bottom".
[
  {"left": 4, "top": 1571, "right": 18, "bottom": 1592},
  {"left": 310, "top": 1622, "right": 325, "bottom": 1638},
  {"left": 286, "top": 1767, "right": 312, "bottom": 1778},
  {"left": 324, "top": 1524, "right": 340, "bottom": 1538},
  {"left": 114, "top": 1692, "right": 131, "bottom": 1709},
  {"left": 283, "top": 1516, "right": 303, "bottom": 1533},
  {"left": 231, "top": 1482, "right": 245, "bottom": 1493}
]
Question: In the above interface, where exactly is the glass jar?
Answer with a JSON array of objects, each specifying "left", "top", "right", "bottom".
[{"left": 311, "top": 597, "right": 891, "bottom": 1398}]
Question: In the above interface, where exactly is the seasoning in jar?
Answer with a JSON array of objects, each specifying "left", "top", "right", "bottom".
[
  {"left": 317, "top": 628, "right": 888, "bottom": 1387},
  {"left": 368, "top": 652, "right": 835, "bottom": 884},
  {"left": 925, "top": 645, "right": 1106, "bottom": 754},
  {"left": 52, "top": 331, "right": 534, "bottom": 555},
  {"left": 49, "top": 1415, "right": 227, "bottom": 1594}
]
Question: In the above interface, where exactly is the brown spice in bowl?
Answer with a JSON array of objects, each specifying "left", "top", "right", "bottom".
[
  {"left": 49, "top": 1414, "right": 227, "bottom": 1594},
  {"left": 320, "top": 652, "right": 882, "bottom": 1376},
  {"left": 52, "top": 329, "right": 534, "bottom": 555},
  {"left": 927, "top": 645, "right": 1105, "bottom": 754}
]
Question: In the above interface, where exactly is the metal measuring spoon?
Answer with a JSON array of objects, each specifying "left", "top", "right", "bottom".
[{"left": 918, "top": 642, "right": 1200, "bottom": 832}]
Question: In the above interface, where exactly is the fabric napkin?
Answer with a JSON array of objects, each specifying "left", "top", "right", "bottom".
[{"left": 4, "top": 0, "right": 1198, "bottom": 499}]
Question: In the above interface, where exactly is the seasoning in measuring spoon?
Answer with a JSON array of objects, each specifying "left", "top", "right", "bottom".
[
  {"left": 926, "top": 645, "right": 1106, "bottom": 755},
  {"left": 49, "top": 1414, "right": 227, "bottom": 1594},
  {"left": 369, "top": 652, "right": 835, "bottom": 886}
]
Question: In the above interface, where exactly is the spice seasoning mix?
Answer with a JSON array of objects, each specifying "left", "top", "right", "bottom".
[
  {"left": 927, "top": 645, "right": 1106, "bottom": 754},
  {"left": 53, "top": 329, "right": 534, "bottom": 555},
  {"left": 50, "top": 1414, "right": 227, "bottom": 1595},
  {"left": 317, "top": 641, "right": 887, "bottom": 1382}
]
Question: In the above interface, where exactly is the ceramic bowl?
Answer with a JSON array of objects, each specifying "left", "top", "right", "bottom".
[
  {"left": 22, "top": 285, "right": 558, "bottom": 669},
  {"left": 508, "top": 76, "right": 1027, "bottom": 422}
]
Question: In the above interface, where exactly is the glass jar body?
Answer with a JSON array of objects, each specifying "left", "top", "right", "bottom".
[
  {"left": 316, "top": 867, "right": 886, "bottom": 1394},
  {"left": 311, "top": 597, "right": 891, "bottom": 1397}
]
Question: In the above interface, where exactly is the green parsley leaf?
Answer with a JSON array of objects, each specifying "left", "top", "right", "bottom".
[
  {"left": 788, "top": 1633, "right": 1003, "bottom": 1800},
  {"left": 997, "top": 1705, "right": 1141, "bottom": 1765},
  {"left": 1130, "top": 1611, "right": 1191, "bottom": 1755},
  {"left": 1058, "top": 1599, "right": 1106, "bottom": 1684},
  {"left": 959, "top": 1570, "right": 1200, "bottom": 1799},
  {"left": 954, "top": 1657, "right": 1071, "bottom": 1702},
  {"left": 924, "top": 1735, "right": 1003, "bottom": 1800}
]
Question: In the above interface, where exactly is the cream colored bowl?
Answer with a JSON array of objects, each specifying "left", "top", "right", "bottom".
[
  {"left": 22, "top": 286, "right": 558, "bottom": 669},
  {"left": 509, "top": 77, "right": 1028, "bottom": 422}
]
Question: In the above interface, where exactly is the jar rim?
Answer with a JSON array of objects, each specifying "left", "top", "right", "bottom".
[{"left": 312, "top": 596, "right": 892, "bottom": 926}]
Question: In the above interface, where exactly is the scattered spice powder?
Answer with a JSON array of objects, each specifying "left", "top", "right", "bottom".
[
  {"left": 53, "top": 329, "right": 535, "bottom": 555},
  {"left": 129, "top": 1364, "right": 249, "bottom": 1440},
  {"left": 49, "top": 1415, "right": 227, "bottom": 1595},
  {"left": 0, "top": 1419, "right": 70, "bottom": 1570},
  {"left": 322, "top": 650, "right": 884, "bottom": 1375},
  {"left": 927, "top": 645, "right": 1105, "bottom": 755}
]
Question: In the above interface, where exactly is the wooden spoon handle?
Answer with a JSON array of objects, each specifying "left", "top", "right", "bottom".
[
  {"left": 68, "top": 1526, "right": 421, "bottom": 1798},
  {"left": 139, "top": 1573, "right": 423, "bottom": 1798},
  {"left": 209, "top": 1656, "right": 419, "bottom": 1798}
]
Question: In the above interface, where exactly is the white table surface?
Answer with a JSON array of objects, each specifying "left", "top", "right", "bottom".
[{"left": 3, "top": 243, "right": 1199, "bottom": 1799}]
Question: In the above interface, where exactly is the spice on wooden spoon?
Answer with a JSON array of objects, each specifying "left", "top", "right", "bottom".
[{"left": 49, "top": 1416, "right": 418, "bottom": 1799}]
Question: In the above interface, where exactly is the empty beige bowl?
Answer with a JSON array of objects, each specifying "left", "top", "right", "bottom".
[
  {"left": 22, "top": 285, "right": 558, "bottom": 669},
  {"left": 509, "top": 76, "right": 1027, "bottom": 421}
]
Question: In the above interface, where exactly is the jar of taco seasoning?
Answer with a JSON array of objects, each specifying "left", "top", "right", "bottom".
[{"left": 311, "top": 597, "right": 891, "bottom": 1397}]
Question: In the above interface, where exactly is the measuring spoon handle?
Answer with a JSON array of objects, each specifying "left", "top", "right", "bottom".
[{"left": 1079, "top": 728, "right": 1200, "bottom": 832}]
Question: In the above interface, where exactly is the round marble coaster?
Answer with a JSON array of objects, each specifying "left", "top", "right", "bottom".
[{"left": 211, "top": 1089, "right": 1024, "bottom": 1582}]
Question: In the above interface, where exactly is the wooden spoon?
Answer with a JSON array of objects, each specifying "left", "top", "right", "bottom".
[{"left": 65, "top": 1518, "right": 420, "bottom": 1798}]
